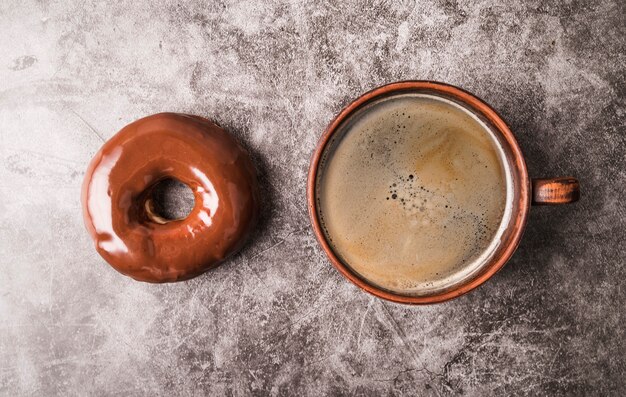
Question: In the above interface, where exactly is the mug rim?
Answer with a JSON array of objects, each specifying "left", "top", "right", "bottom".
[{"left": 307, "top": 80, "right": 531, "bottom": 304}]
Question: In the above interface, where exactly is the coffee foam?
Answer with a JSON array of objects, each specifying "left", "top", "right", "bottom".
[{"left": 316, "top": 93, "right": 513, "bottom": 295}]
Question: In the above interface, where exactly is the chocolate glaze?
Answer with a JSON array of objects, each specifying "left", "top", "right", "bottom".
[{"left": 81, "top": 113, "right": 260, "bottom": 282}]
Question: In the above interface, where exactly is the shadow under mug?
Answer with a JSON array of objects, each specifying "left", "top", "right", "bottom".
[{"left": 307, "top": 81, "right": 580, "bottom": 304}]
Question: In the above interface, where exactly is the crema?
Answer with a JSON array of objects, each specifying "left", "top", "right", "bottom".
[{"left": 316, "top": 93, "right": 512, "bottom": 295}]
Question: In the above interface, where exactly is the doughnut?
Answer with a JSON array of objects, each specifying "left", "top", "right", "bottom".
[{"left": 81, "top": 113, "right": 260, "bottom": 282}]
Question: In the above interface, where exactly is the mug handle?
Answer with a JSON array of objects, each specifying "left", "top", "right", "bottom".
[{"left": 532, "top": 177, "right": 580, "bottom": 205}]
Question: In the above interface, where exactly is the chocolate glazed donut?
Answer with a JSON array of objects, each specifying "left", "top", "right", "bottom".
[{"left": 81, "top": 113, "right": 260, "bottom": 282}]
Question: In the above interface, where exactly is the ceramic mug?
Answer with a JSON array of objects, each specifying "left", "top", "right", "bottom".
[{"left": 307, "top": 81, "right": 580, "bottom": 304}]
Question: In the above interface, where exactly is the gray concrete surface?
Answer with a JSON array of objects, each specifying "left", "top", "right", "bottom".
[{"left": 1, "top": 0, "right": 625, "bottom": 395}]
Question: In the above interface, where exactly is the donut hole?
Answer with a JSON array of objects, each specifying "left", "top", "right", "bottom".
[{"left": 145, "top": 178, "right": 195, "bottom": 223}]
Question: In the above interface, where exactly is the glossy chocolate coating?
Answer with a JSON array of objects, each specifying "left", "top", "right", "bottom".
[{"left": 81, "top": 113, "right": 260, "bottom": 282}]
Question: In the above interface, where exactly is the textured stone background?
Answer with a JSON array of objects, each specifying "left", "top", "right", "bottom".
[{"left": 1, "top": 0, "right": 625, "bottom": 395}]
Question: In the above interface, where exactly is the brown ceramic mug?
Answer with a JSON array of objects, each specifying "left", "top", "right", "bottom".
[{"left": 307, "top": 81, "right": 580, "bottom": 304}]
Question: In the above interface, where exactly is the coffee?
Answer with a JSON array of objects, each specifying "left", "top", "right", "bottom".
[{"left": 315, "top": 93, "right": 513, "bottom": 295}]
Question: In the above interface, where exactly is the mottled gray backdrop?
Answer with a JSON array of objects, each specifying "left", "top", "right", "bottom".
[{"left": 1, "top": 0, "right": 624, "bottom": 395}]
